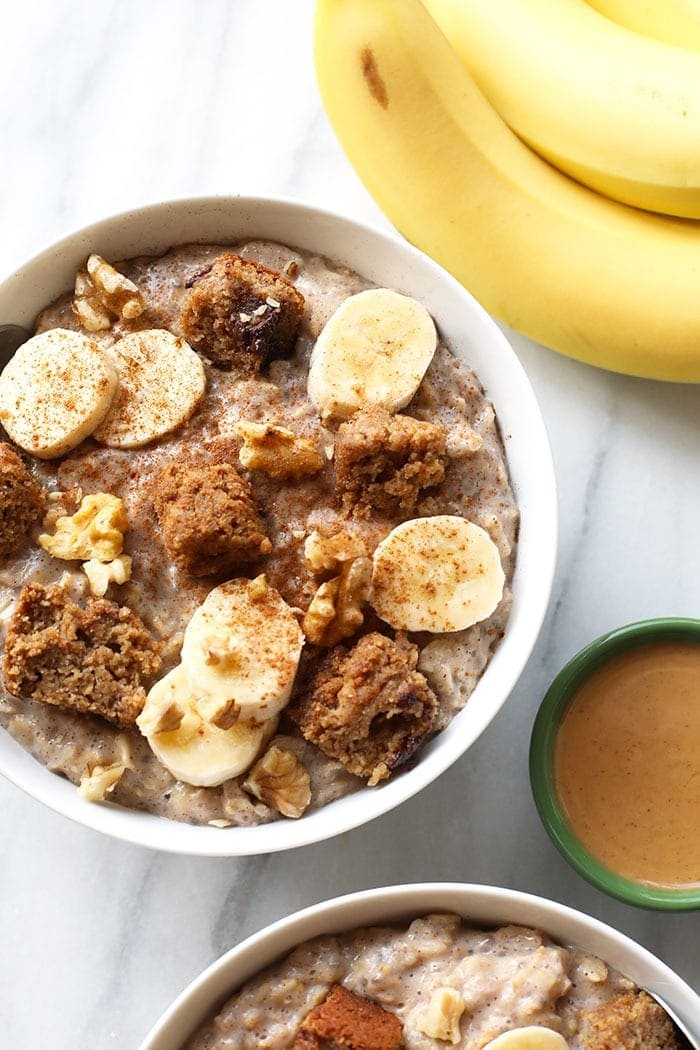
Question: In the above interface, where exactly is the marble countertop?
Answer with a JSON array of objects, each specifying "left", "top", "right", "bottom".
[{"left": 1, "top": 2, "right": 698, "bottom": 1047}]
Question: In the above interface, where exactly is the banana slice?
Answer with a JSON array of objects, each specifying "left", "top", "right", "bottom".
[
  {"left": 483, "top": 1028, "right": 568, "bottom": 1050},
  {"left": 93, "top": 329, "right": 205, "bottom": 449},
  {"left": 137, "top": 665, "right": 270, "bottom": 787},
  {"left": 307, "top": 288, "right": 437, "bottom": 420},
  {"left": 0, "top": 328, "right": 118, "bottom": 458},
  {"left": 181, "top": 576, "right": 305, "bottom": 725},
  {"left": 371, "top": 515, "right": 505, "bottom": 632}
]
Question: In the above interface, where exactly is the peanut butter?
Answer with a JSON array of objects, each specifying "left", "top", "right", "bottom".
[{"left": 555, "top": 640, "right": 700, "bottom": 889}]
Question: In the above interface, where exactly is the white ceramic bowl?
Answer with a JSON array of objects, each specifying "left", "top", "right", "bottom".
[
  {"left": 140, "top": 882, "right": 700, "bottom": 1047},
  {"left": 0, "top": 196, "right": 557, "bottom": 855}
]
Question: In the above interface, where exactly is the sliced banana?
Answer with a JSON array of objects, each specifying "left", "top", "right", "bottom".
[
  {"left": 371, "top": 515, "right": 505, "bottom": 633},
  {"left": 0, "top": 328, "right": 118, "bottom": 458},
  {"left": 181, "top": 576, "right": 305, "bottom": 725},
  {"left": 137, "top": 665, "right": 270, "bottom": 787},
  {"left": 483, "top": 1028, "right": 569, "bottom": 1050},
  {"left": 93, "top": 329, "right": 205, "bottom": 449},
  {"left": 307, "top": 288, "right": 437, "bottom": 420}
]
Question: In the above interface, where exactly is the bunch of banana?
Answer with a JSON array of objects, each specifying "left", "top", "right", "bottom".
[
  {"left": 424, "top": 0, "right": 700, "bottom": 218},
  {"left": 314, "top": 0, "right": 700, "bottom": 381},
  {"left": 587, "top": 0, "right": 700, "bottom": 51}
]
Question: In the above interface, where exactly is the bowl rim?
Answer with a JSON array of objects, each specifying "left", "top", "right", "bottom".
[
  {"left": 530, "top": 617, "right": 700, "bottom": 911},
  {"left": 137, "top": 881, "right": 700, "bottom": 1048},
  {"left": 0, "top": 193, "right": 558, "bottom": 855}
]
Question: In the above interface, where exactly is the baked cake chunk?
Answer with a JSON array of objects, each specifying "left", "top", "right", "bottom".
[
  {"left": 180, "top": 253, "right": 304, "bottom": 372},
  {"left": 334, "top": 405, "right": 446, "bottom": 517},
  {"left": 0, "top": 442, "right": 46, "bottom": 560},
  {"left": 3, "top": 582, "right": 161, "bottom": 728},
  {"left": 152, "top": 458, "right": 271, "bottom": 577},
  {"left": 290, "top": 632, "right": 438, "bottom": 785}
]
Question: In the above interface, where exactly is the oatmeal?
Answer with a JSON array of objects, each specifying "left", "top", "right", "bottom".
[
  {"left": 0, "top": 240, "right": 518, "bottom": 826},
  {"left": 185, "top": 914, "right": 677, "bottom": 1049}
]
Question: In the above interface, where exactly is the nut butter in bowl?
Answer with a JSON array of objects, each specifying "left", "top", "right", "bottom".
[{"left": 530, "top": 618, "right": 700, "bottom": 910}]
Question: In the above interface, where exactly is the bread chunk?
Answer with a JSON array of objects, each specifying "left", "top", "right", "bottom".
[
  {"left": 295, "top": 984, "right": 403, "bottom": 1050},
  {"left": 180, "top": 253, "right": 305, "bottom": 372},
  {"left": 3, "top": 582, "right": 161, "bottom": 728},
  {"left": 293, "top": 1034, "right": 324, "bottom": 1050},
  {"left": 152, "top": 459, "right": 271, "bottom": 577},
  {"left": 290, "top": 632, "right": 438, "bottom": 784},
  {"left": 581, "top": 991, "right": 678, "bottom": 1050},
  {"left": 334, "top": 406, "right": 447, "bottom": 516},
  {"left": 0, "top": 442, "right": 46, "bottom": 560}
]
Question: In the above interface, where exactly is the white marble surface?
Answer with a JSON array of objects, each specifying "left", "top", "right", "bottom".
[{"left": 0, "top": 2, "right": 698, "bottom": 1047}]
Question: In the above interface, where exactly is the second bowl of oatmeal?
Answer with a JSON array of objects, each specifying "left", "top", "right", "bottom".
[
  {"left": 138, "top": 883, "right": 700, "bottom": 1047},
  {"left": 0, "top": 196, "right": 556, "bottom": 855}
]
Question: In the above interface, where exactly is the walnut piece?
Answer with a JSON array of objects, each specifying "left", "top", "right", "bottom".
[
  {"left": 247, "top": 573, "right": 269, "bottom": 601},
  {"left": 39, "top": 493, "right": 127, "bottom": 563},
  {"left": 77, "top": 762, "right": 127, "bottom": 802},
  {"left": 303, "top": 580, "right": 338, "bottom": 643},
  {"left": 302, "top": 556, "right": 371, "bottom": 647},
  {"left": 42, "top": 488, "right": 84, "bottom": 532},
  {"left": 237, "top": 421, "right": 324, "bottom": 480},
  {"left": 243, "top": 745, "right": 311, "bottom": 818},
  {"left": 145, "top": 700, "right": 185, "bottom": 735},
  {"left": 82, "top": 554, "right": 132, "bottom": 597},
  {"left": 72, "top": 254, "right": 145, "bottom": 331},
  {"left": 72, "top": 271, "right": 112, "bottom": 332},
  {"left": 416, "top": 988, "right": 466, "bottom": 1045},
  {"left": 576, "top": 956, "right": 609, "bottom": 984},
  {"left": 197, "top": 693, "right": 240, "bottom": 731},
  {"left": 304, "top": 529, "right": 367, "bottom": 574}
]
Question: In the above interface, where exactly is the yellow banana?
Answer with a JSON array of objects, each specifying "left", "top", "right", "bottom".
[
  {"left": 314, "top": 0, "right": 700, "bottom": 381},
  {"left": 587, "top": 0, "right": 700, "bottom": 51},
  {"left": 423, "top": 0, "right": 700, "bottom": 218}
]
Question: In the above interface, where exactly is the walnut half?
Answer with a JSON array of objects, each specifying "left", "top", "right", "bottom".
[
  {"left": 73, "top": 271, "right": 112, "bottom": 332},
  {"left": 302, "top": 556, "right": 371, "bottom": 647},
  {"left": 73, "top": 254, "right": 145, "bottom": 331},
  {"left": 237, "top": 421, "right": 324, "bottom": 480},
  {"left": 39, "top": 492, "right": 127, "bottom": 563},
  {"left": 242, "top": 745, "right": 311, "bottom": 819}
]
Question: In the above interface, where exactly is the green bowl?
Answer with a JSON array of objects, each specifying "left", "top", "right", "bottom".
[{"left": 530, "top": 618, "right": 700, "bottom": 911}]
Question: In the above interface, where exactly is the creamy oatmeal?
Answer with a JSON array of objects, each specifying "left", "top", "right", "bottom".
[
  {"left": 185, "top": 913, "right": 676, "bottom": 1049},
  {"left": 0, "top": 240, "right": 518, "bottom": 826}
]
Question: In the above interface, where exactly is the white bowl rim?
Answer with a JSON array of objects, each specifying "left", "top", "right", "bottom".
[
  {"left": 0, "top": 194, "right": 558, "bottom": 856},
  {"left": 138, "top": 881, "right": 700, "bottom": 1048}
]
